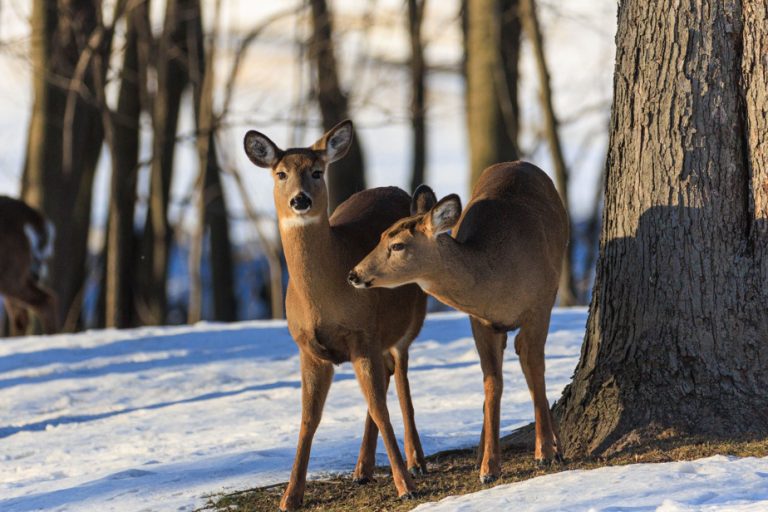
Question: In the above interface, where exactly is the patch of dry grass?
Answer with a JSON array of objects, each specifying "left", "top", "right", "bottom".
[{"left": 199, "top": 436, "right": 768, "bottom": 512}]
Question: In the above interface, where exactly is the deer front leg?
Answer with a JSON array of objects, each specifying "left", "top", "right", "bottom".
[
  {"left": 391, "top": 348, "right": 427, "bottom": 475},
  {"left": 353, "top": 353, "right": 394, "bottom": 483},
  {"left": 12, "top": 278, "right": 58, "bottom": 334},
  {"left": 470, "top": 317, "right": 506, "bottom": 484},
  {"left": 280, "top": 350, "right": 334, "bottom": 512},
  {"left": 5, "top": 299, "right": 29, "bottom": 336},
  {"left": 351, "top": 348, "right": 416, "bottom": 499}
]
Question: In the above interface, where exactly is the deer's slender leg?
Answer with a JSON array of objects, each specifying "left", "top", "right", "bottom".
[
  {"left": 470, "top": 316, "right": 506, "bottom": 483},
  {"left": 351, "top": 347, "right": 415, "bottom": 498},
  {"left": 4, "top": 299, "right": 29, "bottom": 336},
  {"left": 280, "top": 350, "right": 334, "bottom": 512},
  {"left": 353, "top": 352, "right": 394, "bottom": 483},
  {"left": 476, "top": 408, "right": 486, "bottom": 469},
  {"left": 11, "top": 279, "right": 57, "bottom": 334},
  {"left": 391, "top": 347, "right": 427, "bottom": 475},
  {"left": 515, "top": 311, "right": 559, "bottom": 462}
]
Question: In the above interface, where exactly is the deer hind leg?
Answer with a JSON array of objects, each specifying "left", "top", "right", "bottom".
[
  {"left": 352, "top": 352, "right": 394, "bottom": 484},
  {"left": 8, "top": 279, "right": 58, "bottom": 335},
  {"left": 5, "top": 299, "right": 30, "bottom": 336},
  {"left": 470, "top": 316, "right": 506, "bottom": 484},
  {"left": 515, "top": 311, "right": 560, "bottom": 463},
  {"left": 351, "top": 347, "right": 415, "bottom": 498},
  {"left": 391, "top": 346, "right": 427, "bottom": 476},
  {"left": 280, "top": 350, "right": 334, "bottom": 512}
]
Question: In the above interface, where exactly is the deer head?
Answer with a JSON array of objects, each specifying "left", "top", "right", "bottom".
[
  {"left": 243, "top": 120, "right": 354, "bottom": 225},
  {"left": 348, "top": 185, "right": 462, "bottom": 289}
]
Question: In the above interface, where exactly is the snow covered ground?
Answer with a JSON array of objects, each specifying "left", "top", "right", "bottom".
[
  {"left": 415, "top": 456, "right": 768, "bottom": 512},
  {"left": 1, "top": 309, "right": 767, "bottom": 511}
]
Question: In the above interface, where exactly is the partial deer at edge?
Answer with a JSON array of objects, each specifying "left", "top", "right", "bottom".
[
  {"left": 243, "top": 121, "right": 428, "bottom": 511},
  {"left": 0, "top": 196, "right": 58, "bottom": 336},
  {"left": 349, "top": 161, "right": 568, "bottom": 482}
]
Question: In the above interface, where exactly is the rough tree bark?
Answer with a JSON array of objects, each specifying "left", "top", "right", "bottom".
[
  {"left": 519, "top": 0, "right": 578, "bottom": 305},
  {"left": 555, "top": 0, "right": 768, "bottom": 457},
  {"left": 23, "top": 0, "right": 108, "bottom": 331},
  {"left": 103, "top": 0, "right": 151, "bottom": 328},
  {"left": 308, "top": 0, "right": 366, "bottom": 211},
  {"left": 407, "top": 0, "right": 427, "bottom": 192},
  {"left": 465, "top": 0, "right": 520, "bottom": 189}
]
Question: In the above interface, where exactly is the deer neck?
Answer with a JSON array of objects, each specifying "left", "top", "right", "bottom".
[
  {"left": 279, "top": 213, "right": 341, "bottom": 297},
  {"left": 419, "top": 235, "right": 489, "bottom": 317}
]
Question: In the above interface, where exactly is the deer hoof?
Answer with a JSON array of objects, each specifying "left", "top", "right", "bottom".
[
  {"left": 400, "top": 492, "right": 417, "bottom": 501},
  {"left": 279, "top": 496, "right": 301, "bottom": 511},
  {"left": 353, "top": 476, "right": 372, "bottom": 485},
  {"left": 536, "top": 456, "right": 562, "bottom": 468},
  {"left": 480, "top": 474, "right": 498, "bottom": 484},
  {"left": 279, "top": 487, "right": 305, "bottom": 511},
  {"left": 408, "top": 464, "right": 427, "bottom": 477}
]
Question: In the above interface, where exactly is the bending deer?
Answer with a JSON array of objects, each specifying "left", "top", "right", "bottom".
[
  {"left": 349, "top": 161, "right": 568, "bottom": 482},
  {"left": 0, "top": 196, "right": 58, "bottom": 335},
  {"left": 243, "top": 121, "right": 428, "bottom": 511}
]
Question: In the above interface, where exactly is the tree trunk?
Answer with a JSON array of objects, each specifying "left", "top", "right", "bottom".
[
  {"left": 103, "top": 0, "right": 150, "bottom": 328},
  {"left": 519, "top": 0, "right": 577, "bottom": 306},
  {"left": 465, "top": 0, "right": 520, "bottom": 190},
  {"left": 23, "top": 0, "right": 107, "bottom": 331},
  {"left": 555, "top": 0, "right": 768, "bottom": 458},
  {"left": 187, "top": 0, "right": 237, "bottom": 323},
  {"left": 137, "top": 0, "right": 192, "bottom": 325},
  {"left": 407, "top": 0, "right": 427, "bottom": 192},
  {"left": 497, "top": 0, "right": 522, "bottom": 158},
  {"left": 309, "top": 0, "right": 366, "bottom": 211}
]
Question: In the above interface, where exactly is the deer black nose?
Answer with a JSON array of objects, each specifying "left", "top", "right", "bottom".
[
  {"left": 290, "top": 193, "right": 312, "bottom": 212},
  {"left": 347, "top": 270, "right": 360, "bottom": 286}
]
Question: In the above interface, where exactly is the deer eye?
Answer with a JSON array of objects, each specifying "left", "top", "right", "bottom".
[
  {"left": 312, "top": 170, "right": 323, "bottom": 179},
  {"left": 276, "top": 171, "right": 287, "bottom": 181},
  {"left": 390, "top": 243, "right": 405, "bottom": 252}
]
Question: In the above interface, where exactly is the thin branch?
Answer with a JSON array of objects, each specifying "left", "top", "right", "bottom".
[
  {"left": 62, "top": 0, "right": 131, "bottom": 176},
  {"left": 217, "top": 4, "right": 304, "bottom": 125}
]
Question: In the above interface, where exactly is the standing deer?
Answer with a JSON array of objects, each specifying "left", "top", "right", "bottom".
[
  {"left": 349, "top": 161, "right": 568, "bottom": 483},
  {"left": 243, "top": 121, "right": 428, "bottom": 511},
  {"left": 0, "top": 196, "right": 58, "bottom": 335}
]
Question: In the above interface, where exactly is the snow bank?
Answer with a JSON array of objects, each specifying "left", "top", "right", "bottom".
[{"left": 414, "top": 456, "right": 768, "bottom": 512}]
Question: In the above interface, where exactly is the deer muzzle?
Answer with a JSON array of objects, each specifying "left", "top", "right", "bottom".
[
  {"left": 347, "top": 269, "right": 371, "bottom": 289},
  {"left": 289, "top": 192, "right": 313, "bottom": 214}
]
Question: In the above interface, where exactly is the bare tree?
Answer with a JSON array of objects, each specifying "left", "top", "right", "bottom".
[
  {"left": 555, "top": 0, "right": 768, "bottom": 457},
  {"left": 519, "top": 0, "right": 577, "bottom": 305},
  {"left": 465, "top": 0, "right": 521, "bottom": 189},
  {"left": 103, "top": 0, "right": 151, "bottom": 328},
  {"left": 23, "top": 0, "right": 112, "bottom": 331},
  {"left": 407, "top": 0, "right": 427, "bottom": 192},
  {"left": 308, "top": 0, "right": 366, "bottom": 211},
  {"left": 188, "top": 0, "right": 237, "bottom": 323},
  {"left": 138, "top": 0, "right": 196, "bottom": 325}
]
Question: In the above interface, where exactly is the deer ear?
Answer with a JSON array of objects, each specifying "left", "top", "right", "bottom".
[
  {"left": 244, "top": 130, "right": 283, "bottom": 168},
  {"left": 425, "top": 194, "right": 462, "bottom": 238},
  {"left": 411, "top": 185, "right": 437, "bottom": 216},
  {"left": 313, "top": 120, "right": 353, "bottom": 163}
]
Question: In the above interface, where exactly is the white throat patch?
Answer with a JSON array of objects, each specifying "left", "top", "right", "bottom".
[{"left": 280, "top": 215, "right": 321, "bottom": 229}]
